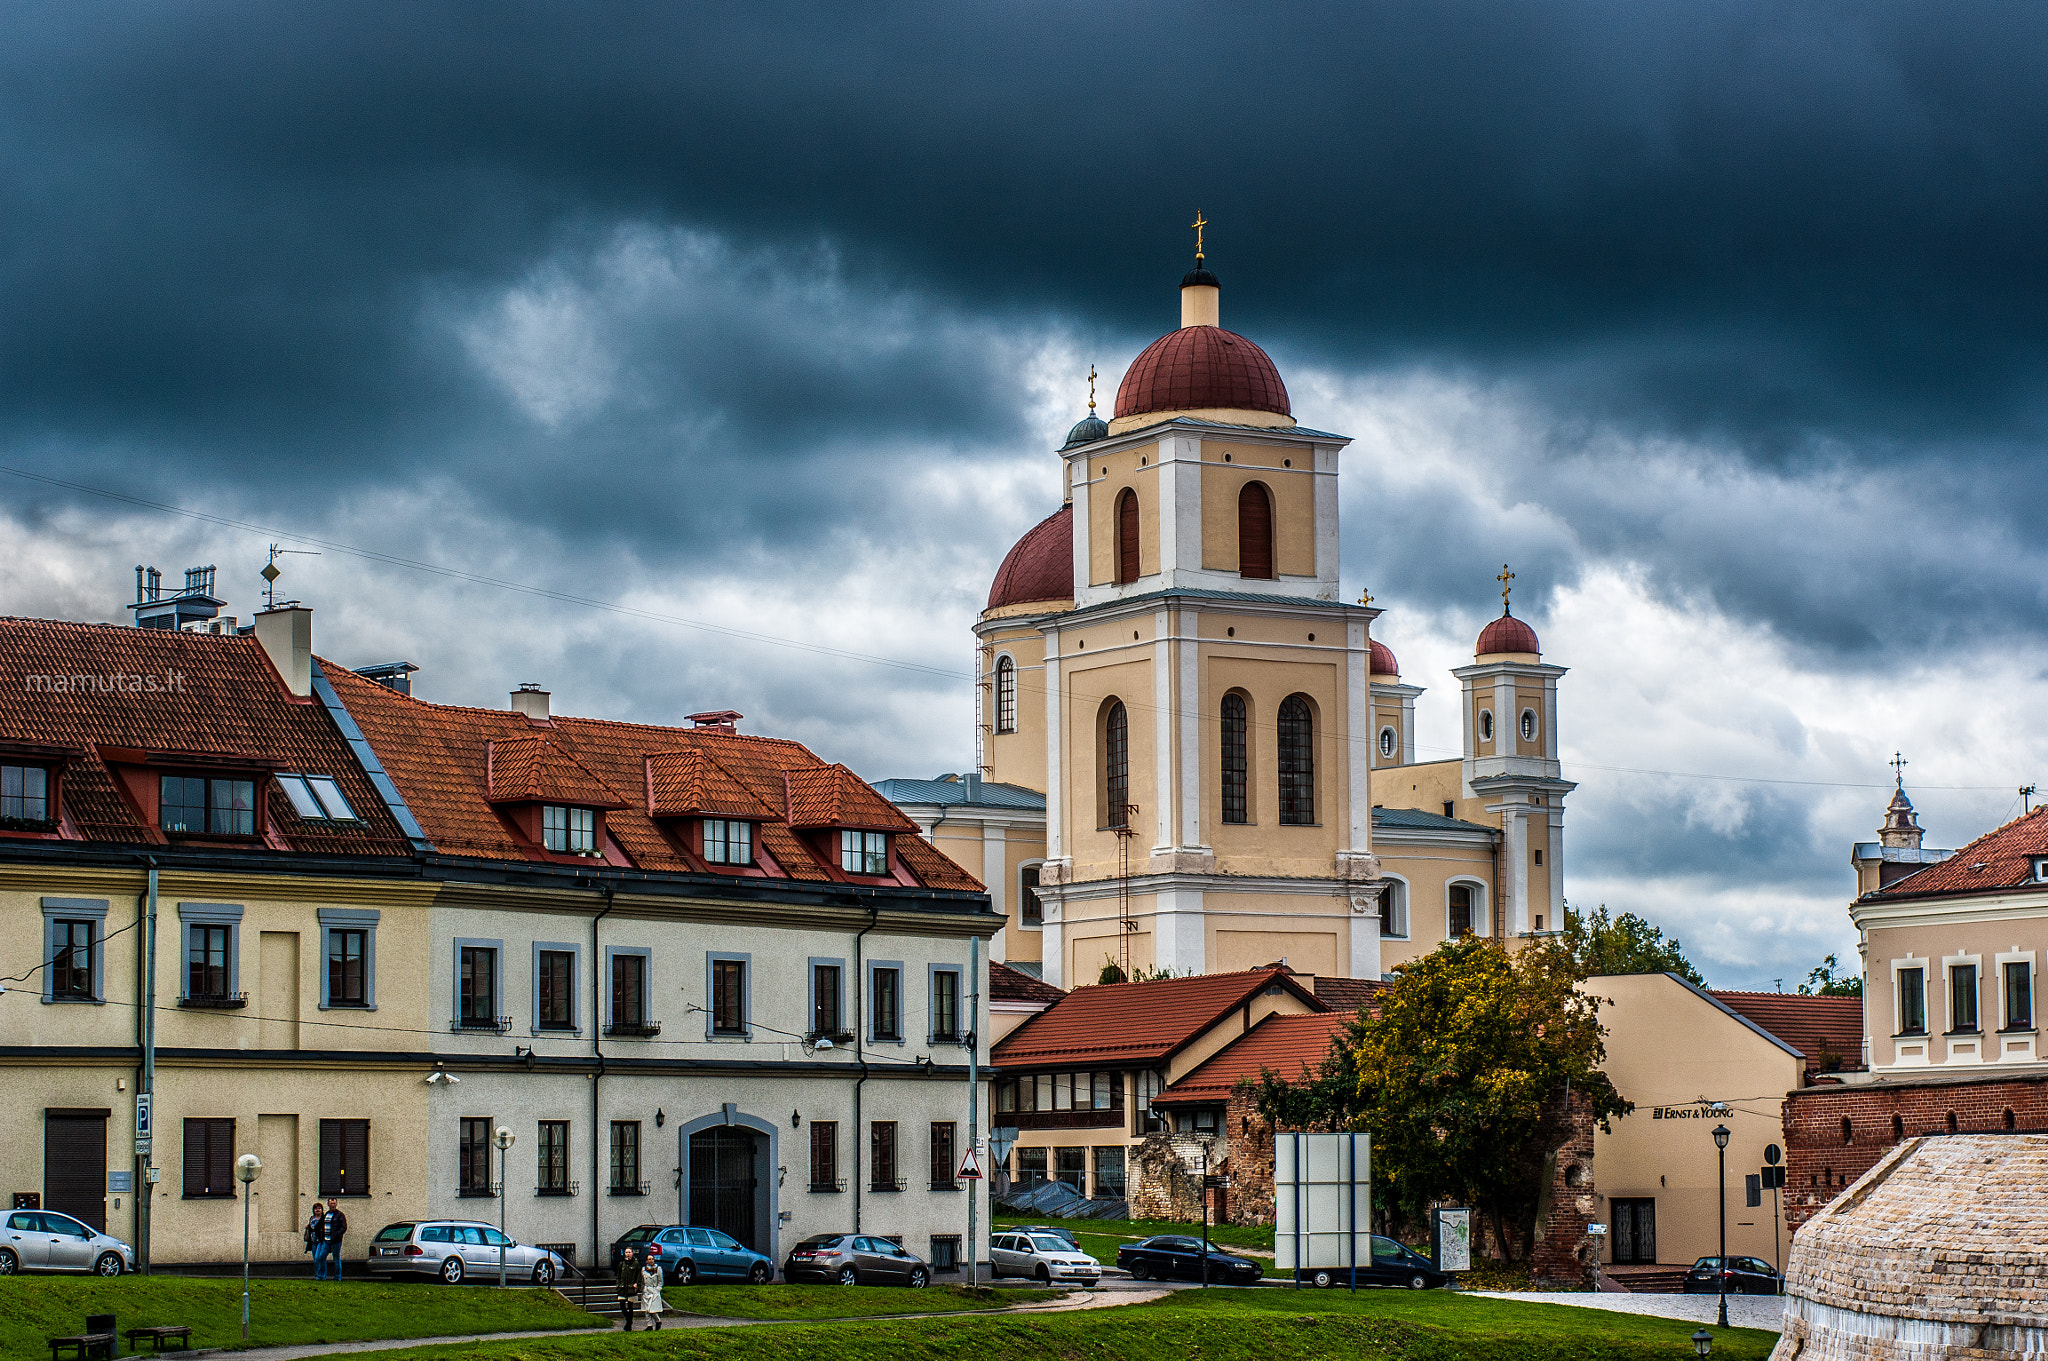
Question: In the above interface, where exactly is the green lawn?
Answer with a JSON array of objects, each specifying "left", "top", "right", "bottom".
[
  {"left": 994, "top": 1215, "right": 1273, "bottom": 1251},
  {"left": 0, "top": 1277, "right": 595, "bottom": 1361},
  {"left": 665, "top": 1284, "right": 1063, "bottom": 1319}
]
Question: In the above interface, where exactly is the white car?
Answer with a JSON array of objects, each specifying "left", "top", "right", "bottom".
[
  {"left": 989, "top": 1229, "right": 1101, "bottom": 1285},
  {"left": 1, "top": 1210, "right": 135, "bottom": 1276}
]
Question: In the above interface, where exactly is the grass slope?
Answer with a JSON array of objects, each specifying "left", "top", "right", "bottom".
[
  {"left": 0, "top": 1278, "right": 593, "bottom": 1361},
  {"left": 664, "top": 1285, "right": 1062, "bottom": 1319},
  {"left": 994, "top": 1215, "right": 1273, "bottom": 1251}
]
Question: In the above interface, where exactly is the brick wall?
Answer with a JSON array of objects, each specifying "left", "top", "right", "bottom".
[
  {"left": 1780, "top": 1073, "right": 2048, "bottom": 1234},
  {"left": 1529, "top": 1093, "right": 1598, "bottom": 1289},
  {"left": 1129, "top": 1131, "right": 1223, "bottom": 1222}
]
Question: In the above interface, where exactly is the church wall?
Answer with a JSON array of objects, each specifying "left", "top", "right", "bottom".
[
  {"left": 1373, "top": 843, "right": 1499, "bottom": 967},
  {"left": 1200, "top": 649, "right": 1346, "bottom": 874},
  {"left": 1002, "top": 833, "right": 1048, "bottom": 967},
  {"left": 1211, "top": 925, "right": 1339, "bottom": 977},
  {"left": 1082, "top": 445, "right": 1162, "bottom": 587},
  {"left": 983, "top": 625, "right": 1050, "bottom": 795},
  {"left": 1196, "top": 448, "right": 1318, "bottom": 579},
  {"left": 1059, "top": 652, "right": 1155, "bottom": 877}
]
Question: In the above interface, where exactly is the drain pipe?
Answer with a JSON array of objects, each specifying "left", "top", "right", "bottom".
[
  {"left": 851, "top": 903, "right": 879, "bottom": 1232},
  {"left": 136, "top": 857, "right": 159, "bottom": 1273},
  {"left": 590, "top": 885, "right": 614, "bottom": 1267}
]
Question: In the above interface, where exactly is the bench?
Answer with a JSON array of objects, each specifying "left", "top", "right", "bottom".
[
  {"left": 124, "top": 1328, "right": 193, "bottom": 1354},
  {"left": 48, "top": 1333, "right": 115, "bottom": 1361}
]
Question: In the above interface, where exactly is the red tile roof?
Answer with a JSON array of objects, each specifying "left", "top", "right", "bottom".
[
  {"left": 486, "top": 736, "right": 629, "bottom": 808},
  {"left": 990, "top": 960, "right": 1066, "bottom": 1006},
  {"left": 324, "top": 664, "right": 980, "bottom": 890},
  {"left": 1477, "top": 611, "right": 1540, "bottom": 657},
  {"left": 1154, "top": 1011, "right": 1355, "bottom": 1106},
  {"left": 0, "top": 618, "right": 411, "bottom": 857},
  {"left": 1863, "top": 806, "right": 2048, "bottom": 901},
  {"left": 1114, "top": 326, "right": 1291, "bottom": 421},
  {"left": 784, "top": 763, "right": 920, "bottom": 833},
  {"left": 1713, "top": 991, "right": 1865, "bottom": 1069},
  {"left": 1310, "top": 976, "right": 1385, "bottom": 1017},
  {"left": 990, "top": 967, "right": 1324, "bottom": 1069}
]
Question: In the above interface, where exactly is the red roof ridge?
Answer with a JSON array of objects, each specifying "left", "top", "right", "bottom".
[{"left": 992, "top": 965, "right": 1323, "bottom": 1067}]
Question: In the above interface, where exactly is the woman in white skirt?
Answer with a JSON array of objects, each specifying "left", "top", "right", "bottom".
[{"left": 639, "top": 1254, "right": 667, "bottom": 1328}]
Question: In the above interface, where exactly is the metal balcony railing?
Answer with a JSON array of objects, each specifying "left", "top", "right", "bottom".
[{"left": 451, "top": 1015, "right": 513, "bottom": 1034}]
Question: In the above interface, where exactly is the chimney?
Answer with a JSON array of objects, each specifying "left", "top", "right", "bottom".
[
  {"left": 254, "top": 605, "right": 313, "bottom": 697},
  {"left": 964, "top": 772, "right": 983, "bottom": 801},
  {"left": 510, "top": 684, "right": 550, "bottom": 721}
]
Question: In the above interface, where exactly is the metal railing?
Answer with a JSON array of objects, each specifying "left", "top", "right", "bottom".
[
  {"left": 536, "top": 1180, "right": 580, "bottom": 1197},
  {"left": 602, "top": 1021, "right": 662, "bottom": 1038},
  {"left": 180, "top": 992, "right": 248, "bottom": 1009},
  {"left": 808, "top": 1177, "right": 847, "bottom": 1193},
  {"left": 870, "top": 1176, "right": 906, "bottom": 1192},
  {"left": 606, "top": 1181, "right": 651, "bottom": 1197},
  {"left": 451, "top": 1016, "right": 513, "bottom": 1034}
]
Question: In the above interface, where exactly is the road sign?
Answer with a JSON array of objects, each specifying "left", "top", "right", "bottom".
[
  {"left": 1586, "top": 1223, "right": 1608, "bottom": 1235},
  {"left": 957, "top": 1148, "right": 983, "bottom": 1181},
  {"left": 136, "top": 1094, "right": 152, "bottom": 1140},
  {"left": 1764, "top": 1143, "right": 1782, "bottom": 1166}
]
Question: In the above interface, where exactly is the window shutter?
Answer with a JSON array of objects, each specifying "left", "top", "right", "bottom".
[
  {"left": 1237, "top": 483, "right": 1273, "bottom": 579},
  {"left": 183, "top": 1120, "right": 206, "bottom": 1198},
  {"left": 343, "top": 1120, "right": 369, "bottom": 1195},
  {"left": 1117, "top": 491, "right": 1139, "bottom": 584},
  {"left": 209, "top": 1121, "right": 233, "bottom": 1197}
]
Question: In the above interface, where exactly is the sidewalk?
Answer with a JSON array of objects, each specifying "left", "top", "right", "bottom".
[{"left": 1469, "top": 1290, "right": 1786, "bottom": 1332}]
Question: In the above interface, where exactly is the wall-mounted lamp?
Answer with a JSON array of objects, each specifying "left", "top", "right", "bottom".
[
  {"left": 791, "top": 1109, "right": 802, "bottom": 1129},
  {"left": 655, "top": 1109, "right": 665, "bottom": 1128}
]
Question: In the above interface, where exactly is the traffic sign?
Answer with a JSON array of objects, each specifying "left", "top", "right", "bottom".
[
  {"left": 957, "top": 1148, "right": 983, "bottom": 1181},
  {"left": 1764, "top": 1143, "right": 1782, "bottom": 1166},
  {"left": 136, "top": 1094, "right": 152, "bottom": 1140}
]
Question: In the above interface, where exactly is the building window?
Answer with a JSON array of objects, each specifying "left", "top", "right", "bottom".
[
  {"left": 458, "top": 944, "right": 500, "bottom": 1030},
  {"left": 1378, "top": 727, "right": 1397, "bottom": 760},
  {"left": 459, "top": 1118, "right": 494, "bottom": 1196},
  {"left": 182, "top": 1118, "right": 235, "bottom": 1198},
  {"left": 1277, "top": 694, "right": 1314, "bottom": 825},
  {"left": 1237, "top": 482, "right": 1274, "bottom": 579},
  {"left": 188, "top": 925, "right": 232, "bottom": 999},
  {"left": 1116, "top": 489, "right": 1139, "bottom": 584},
  {"left": 611, "top": 952, "right": 648, "bottom": 1031},
  {"left": 1093, "top": 1146, "right": 1126, "bottom": 1198},
  {"left": 542, "top": 805, "right": 596, "bottom": 854},
  {"left": 1379, "top": 882, "right": 1407, "bottom": 939},
  {"left": 537, "top": 1121, "right": 570, "bottom": 1195},
  {"left": 929, "top": 1235, "right": 961, "bottom": 1272},
  {"left": 319, "top": 1119, "right": 369, "bottom": 1197},
  {"left": 870, "top": 1121, "right": 900, "bottom": 1191},
  {"left": 1520, "top": 709, "right": 1538, "bottom": 742},
  {"left": 710, "top": 956, "right": 748, "bottom": 1035},
  {"left": 1055, "top": 1146, "right": 1087, "bottom": 1191},
  {"left": 1479, "top": 709, "right": 1495, "bottom": 743},
  {"left": 1898, "top": 967, "right": 1927, "bottom": 1036},
  {"left": 1221, "top": 693, "right": 1248, "bottom": 824},
  {"left": 1104, "top": 699, "right": 1129, "bottom": 828},
  {"left": 812, "top": 961, "right": 844, "bottom": 1037},
  {"left": 839, "top": 830, "right": 889, "bottom": 875},
  {"left": 1448, "top": 885, "right": 1475, "bottom": 938},
  {"left": 328, "top": 930, "right": 367, "bottom": 1006},
  {"left": 2005, "top": 961, "right": 2035, "bottom": 1031},
  {"left": 609, "top": 1121, "right": 641, "bottom": 1193},
  {"left": 160, "top": 775, "right": 256, "bottom": 836},
  {"left": 871, "top": 966, "right": 902, "bottom": 1042},
  {"left": 537, "top": 949, "right": 575, "bottom": 1030},
  {"left": 1951, "top": 963, "right": 1980, "bottom": 1034},
  {"left": 1015, "top": 1146, "right": 1047, "bottom": 1188},
  {"left": 702, "top": 818, "right": 753, "bottom": 865},
  {"left": 50, "top": 919, "right": 97, "bottom": 1000},
  {"left": 276, "top": 773, "right": 358, "bottom": 822},
  {"left": 929, "top": 1122, "right": 957, "bottom": 1191},
  {"left": 1135, "top": 1069, "right": 1166, "bottom": 1133},
  {"left": 995, "top": 656, "right": 1017, "bottom": 733},
  {"left": 0, "top": 764, "right": 51, "bottom": 826},
  {"left": 930, "top": 968, "right": 962, "bottom": 1042},
  {"left": 809, "top": 1121, "right": 839, "bottom": 1191}
]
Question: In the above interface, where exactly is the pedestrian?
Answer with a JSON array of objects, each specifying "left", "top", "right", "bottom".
[
  {"left": 304, "top": 1204, "right": 326, "bottom": 1278},
  {"left": 639, "top": 1254, "right": 666, "bottom": 1329},
  {"left": 615, "top": 1247, "right": 642, "bottom": 1332},
  {"left": 320, "top": 1198, "right": 349, "bottom": 1281}
]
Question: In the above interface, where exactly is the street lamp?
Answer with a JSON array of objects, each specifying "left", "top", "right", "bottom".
[
  {"left": 234, "top": 1154, "right": 263, "bottom": 1341},
  {"left": 1711, "top": 1124, "right": 1731, "bottom": 1329},
  {"left": 494, "top": 1127, "right": 516, "bottom": 1287},
  {"left": 1692, "top": 1327, "right": 1713, "bottom": 1356}
]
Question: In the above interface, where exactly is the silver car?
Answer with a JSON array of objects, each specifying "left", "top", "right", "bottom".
[
  {"left": 989, "top": 1229, "right": 1100, "bottom": 1285},
  {"left": 366, "top": 1219, "right": 565, "bottom": 1285},
  {"left": 0, "top": 1210, "right": 135, "bottom": 1276}
]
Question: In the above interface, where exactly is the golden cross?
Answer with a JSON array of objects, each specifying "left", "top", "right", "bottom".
[
  {"left": 1191, "top": 211, "right": 1208, "bottom": 262},
  {"left": 1496, "top": 564, "right": 1515, "bottom": 611},
  {"left": 1088, "top": 364, "right": 1098, "bottom": 413},
  {"left": 1358, "top": 588, "right": 1374, "bottom": 608}
]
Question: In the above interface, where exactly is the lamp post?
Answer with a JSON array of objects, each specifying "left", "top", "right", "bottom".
[
  {"left": 1692, "top": 1327, "right": 1713, "bottom": 1357},
  {"left": 234, "top": 1154, "right": 263, "bottom": 1341},
  {"left": 1711, "top": 1124, "right": 1731, "bottom": 1329},
  {"left": 494, "top": 1127, "right": 516, "bottom": 1287}
]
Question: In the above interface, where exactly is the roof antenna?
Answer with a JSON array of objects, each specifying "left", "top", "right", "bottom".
[
  {"left": 2023, "top": 785, "right": 2037, "bottom": 815},
  {"left": 262, "top": 543, "right": 322, "bottom": 609}
]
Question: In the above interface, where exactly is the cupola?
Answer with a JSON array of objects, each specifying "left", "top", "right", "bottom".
[{"left": 1108, "top": 244, "right": 1293, "bottom": 434}]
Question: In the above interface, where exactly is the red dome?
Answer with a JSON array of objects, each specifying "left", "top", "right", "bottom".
[
  {"left": 986, "top": 505, "right": 1074, "bottom": 611},
  {"left": 1369, "top": 640, "right": 1399, "bottom": 677},
  {"left": 1476, "top": 612, "right": 1540, "bottom": 656},
  {"left": 1113, "top": 326, "right": 1290, "bottom": 422}
]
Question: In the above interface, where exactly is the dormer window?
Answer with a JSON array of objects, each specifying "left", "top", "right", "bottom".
[
  {"left": 277, "top": 773, "right": 360, "bottom": 822},
  {"left": 840, "top": 830, "right": 889, "bottom": 875},
  {"left": 2033, "top": 857, "right": 2048, "bottom": 885},
  {"left": 703, "top": 818, "right": 753, "bottom": 866},
  {"left": 160, "top": 775, "right": 256, "bottom": 836},
  {"left": 1, "top": 764, "right": 52, "bottom": 829},
  {"left": 542, "top": 804, "right": 596, "bottom": 854}
]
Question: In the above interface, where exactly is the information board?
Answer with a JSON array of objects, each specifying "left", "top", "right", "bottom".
[
  {"left": 1432, "top": 1206, "right": 1471, "bottom": 1272},
  {"left": 1274, "top": 1132, "right": 1371, "bottom": 1271}
]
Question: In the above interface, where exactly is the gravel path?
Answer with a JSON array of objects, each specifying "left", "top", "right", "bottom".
[{"left": 1470, "top": 1290, "right": 1786, "bottom": 1332}]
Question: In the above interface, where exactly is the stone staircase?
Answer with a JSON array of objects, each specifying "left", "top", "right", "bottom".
[{"left": 1603, "top": 1265, "right": 1691, "bottom": 1294}]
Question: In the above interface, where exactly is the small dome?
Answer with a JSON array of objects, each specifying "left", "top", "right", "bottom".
[
  {"left": 1369, "top": 640, "right": 1399, "bottom": 677},
  {"left": 1181, "top": 265, "right": 1220, "bottom": 289},
  {"left": 986, "top": 506, "right": 1075, "bottom": 612},
  {"left": 1477, "top": 611, "right": 1540, "bottom": 657},
  {"left": 1061, "top": 413, "right": 1109, "bottom": 450},
  {"left": 1114, "top": 326, "right": 1290, "bottom": 423}
]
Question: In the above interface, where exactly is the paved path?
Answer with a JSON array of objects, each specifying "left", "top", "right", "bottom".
[{"left": 1471, "top": 1290, "right": 1786, "bottom": 1332}]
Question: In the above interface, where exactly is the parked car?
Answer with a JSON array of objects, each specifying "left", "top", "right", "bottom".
[
  {"left": 1005, "top": 1223, "right": 1080, "bottom": 1250},
  {"left": 0, "top": 1211, "right": 134, "bottom": 1276},
  {"left": 989, "top": 1230, "right": 1100, "bottom": 1285},
  {"left": 609, "top": 1224, "right": 662, "bottom": 1270},
  {"left": 1683, "top": 1256, "right": 1782, "bottom": 1296},
  {"left": 366, "top": 1220, "right": 566, "bottom": 1285},
  {"left": 1298, "top": 1236, "right": 1446, "bottom": 1290},
  {"left": 1115, "top": 1235, "right": 1263, "bottom": 1284},
  {"left": 782, "top": 1233, "right": 931, "bottom": 1287},
  {"left": 617, "top": 1225, "right": 775, "bottom": 1284}
]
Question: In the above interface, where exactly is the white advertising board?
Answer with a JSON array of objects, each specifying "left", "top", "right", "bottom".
[{"left": 1274, "top": 1132, "right": 1371, "bottom": 1271}]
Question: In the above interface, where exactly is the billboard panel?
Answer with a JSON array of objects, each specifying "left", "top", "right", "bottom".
[{"left": 1274, "top": 1132, "right": 1371, "bottom": 1271}]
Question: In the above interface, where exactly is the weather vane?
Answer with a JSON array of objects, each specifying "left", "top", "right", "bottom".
[
  {"left": 1191, "top": 210, "right": 1208, "bottom": 263},
  {"left": 1088, "top": 364, "right": 1098, "bottom": 413},
  {"left": 1496, "top": 564, "right": 1515, "bottom": 613},
  {"left": 1891, "top": 752, "right": 1908, "bottom": 789}
]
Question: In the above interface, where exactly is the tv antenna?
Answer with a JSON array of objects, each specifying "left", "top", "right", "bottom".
[
  {"left": 2023, "top": 785, "right": 2037, "bottom": 815},
  {"left": 261, "top": 543, "right": 321, "bottom": 609}
]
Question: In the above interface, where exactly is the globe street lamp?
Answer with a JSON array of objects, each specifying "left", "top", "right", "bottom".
[
  {"left": 234, "top": 1154, "right": 263, "bottom": 1341},
  {"left": 1711, "top": 1124, "right": 1731, "bottom": 1329},
  {"left": 1692, "top": 1327, "right": 1713, "bottom": 1357},
  {"left": 494, "top": 1127, "right": 516, "bottom": 1287}
]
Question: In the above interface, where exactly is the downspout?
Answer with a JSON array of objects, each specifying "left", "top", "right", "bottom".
[
  {"left": 590, "top": 885, "right": 614, "bottom": 1268},
  {"left": 136, "top": 857, "right": 158, "bottom": 1273},
  {"left": 1492, "top": 827, "right": 1504, "bottom": 941},
  {"left": 851, "top": 903, "right": 879, "bottom": 1232}
]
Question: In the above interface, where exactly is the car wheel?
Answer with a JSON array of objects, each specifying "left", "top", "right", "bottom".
[
  {"left": 1310, "top": 1269, "right": 1333, "bottom": 1289},
  {"left": 1128, "top": 1261, "right": 1149, "bottom": 1281},
  {"left": 1408, "top": 1273, "right": 1428, "bottom": 1290},
  {"left": 908, "top": 1267, "right": 929, "bottom": 1289},
  {"left": 0, "top": 1249, "right": 17, "bottom": 1276},
  {"left": 673, "top": 1259, "right": 695, "bottom": 1287},
  {"left": 748, "top": 1262, "right": 771, "bottom": 1285},
  {"left": 94, "top": 1253, "right": 124, "bottom": 1277},
  {"left": 836, "top": 1265, "right": 858, "bottom": 1286},
  {"left": 532, "top": 1260, "right": 555, "bottom": 1286},
  {"left": 1034, "top": 1263, "right": 1051, "bottom": 1284},
  {"left": 440, "top": 1256, "right": 465, "bottom": 1285}
]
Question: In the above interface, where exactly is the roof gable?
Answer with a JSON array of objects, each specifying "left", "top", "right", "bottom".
[
  {"left": 644, "top": 748, "right": 779, "bottom": 820},
  {"left": 991, "top": 967, "right": 1325, "bottom": 1068},
  {"left": 1154, "top": 1011, "right": 1354, "bottom": 1106},
  {"left": 486, "top": 735, "right": 628, "bottom": 808},
  {"left": 785, "top": 764, "right": 919, "bottom": 833},
  {"left": 1864, "top": 806, "right": 2048, "bottom": 901}
]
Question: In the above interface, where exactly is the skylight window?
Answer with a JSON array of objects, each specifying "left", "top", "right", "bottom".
[{"left": 279, "top": 773, "right": 360, "bottom": 822}]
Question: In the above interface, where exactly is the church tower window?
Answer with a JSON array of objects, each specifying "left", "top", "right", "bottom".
[
  {"left": 1277, "top": 694, "right": 1314, "bottom": 825},
  {"left": 994, "top": 657, "right": 1017, "bottom": 733},
  {"left": 1103, "top": 699, "right": 1129, "bottom": 829},
  {"left": 1377, "top": 727, "right": 1397, "bottom": 760},
  {"left": 1116, "top": 490, "right": 1140, "bottom": 584},
  {"left": 1220, "top": 693, "right": 1248, "bottom": 824},
  {"left": 1237, "top": 482, "right": 1274, "bottom": 580}
]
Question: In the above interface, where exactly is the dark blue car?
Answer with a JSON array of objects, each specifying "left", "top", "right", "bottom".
[{"left": 611, "top": 1224, "right": 775, "bottom": 1284}]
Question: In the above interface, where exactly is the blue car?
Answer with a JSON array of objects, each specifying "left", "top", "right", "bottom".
[{"left": 612, "top": 1224, "right": 775, "bottom": 1285}]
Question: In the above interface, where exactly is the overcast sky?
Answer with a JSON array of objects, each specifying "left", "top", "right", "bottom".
[{"left": 4, "top": 0, "right": 2045, "bottom": 989}]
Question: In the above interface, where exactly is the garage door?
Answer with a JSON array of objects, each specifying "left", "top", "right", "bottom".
[{"left": 45, "top": 1109, "right": 109, "bottom": 1233}]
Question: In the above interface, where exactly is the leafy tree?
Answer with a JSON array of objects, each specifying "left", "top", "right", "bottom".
[
  {"left": 1563, "top": 902, "right": 1705, "bottom": 985},
  {"left": 1798, "top": 953, "right": 1863, "bottom": 997},
  {"left": 1096, "top": 959, "right": 1189, "bottom": 985}
]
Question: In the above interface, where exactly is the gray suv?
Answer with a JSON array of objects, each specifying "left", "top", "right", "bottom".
[
  {"left": 0, "top": 1211, "right": 134, "bottom": 1276},
  {"left": 366, "top": 1220, "right": 565, "bottom": 1285},
  {"left": 782, "top": 1233, "right": 930, "bottom": 1287}
]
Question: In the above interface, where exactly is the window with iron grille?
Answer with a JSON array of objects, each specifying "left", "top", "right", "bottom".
[
  {"left": 1276, "top": 694, "right": 1314, "bottom": 825},
  {"left": 702, "top": 818, "right": 753, "bottom": 865},
  {"left": 182, "top": 1118, "right": 235, "bottom": 1198},
  {"left": 0, "top": 764, "right": 50, "bottom": 825},
  {"left": 929, "top": 1235, "right": 961, "bottom": 1271},
  {"left": 160, "top": 775, "right": 256, "bottom": 835},
  {"left": 711, "top": 958, "right": 747, "bottom": 1033},
  {"left": 839, "top": 830, "right": 889, "bottom": 875},
  {"left": 1093, "top": 1146, "right": 1127, "bottom": 1198},
  {"left": 537, "top": 1121, "right": 570, "bottom": 1194},
  {"left": 328, "top": 929, "right": 366, "bottom": 1006},
  {"left": 870, "top": 1121, "right": 899, "bottom": 1190},
  {"left": 995, "top": 657, "right": 1017, "bottom": 733},
  {"left": 537, "top": 950, "right": 574, "bottom": 1029},
  {"left": 459, "top": 1118, "right": 494, "bottom": 1195},
  {"left": 49, "top": 920, "right": 96, "bottom": 999},
  {"left": 319, "top": 1119, "right": 369, "bottom": 1196},
  {"left": 609, "top": 1121, "right": 641, "bottom": 1191},
  {"left": 542, "top": 804, "right": 595, "bottom": 853},
  {"left": 1104, "top": 700, "right": 1128, "bottom": 828},
  {"left": 809, "top": 1121, "right": 839, "bottom": 1190},
  {"left": 929, "top": 1122, "right": 956, "bottom": 1190},
  {"left": 1220, "top": 693, "right": 1247, "bottom": 824}
]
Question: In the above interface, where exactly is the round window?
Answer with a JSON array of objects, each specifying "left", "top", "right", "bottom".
[
  {"left": 1378, "top": 727, "right": 1397, "bottom": 759},
  {"left": 1520, "top": 709, "right": 1537, "bottom": 741},
  {"left": 1479, "top": 710, "right": 1494, "bottom": 742}
]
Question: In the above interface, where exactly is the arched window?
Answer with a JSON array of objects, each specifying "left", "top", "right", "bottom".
[
  {"left": 1116, "top": 489, "right": 1140, "bottom": 584},
  {"left": 1448, "top": 885, "right": 1474, "bottom": 937},
  {"left": 1103, "top": 699, "right": 1128, "bottom": 829},
  {"left": 1277, "top": 694, "right": 1314, "bottom": 825},
  {"left": 994, "top": 656, "right": 1017, "bottom": 733},
  {"left": 1238, "top": 482, "right": 1273, "bottom": 579},
  {"left": 1378, "top": 880, "right": 1408, "bottom": 939},
  {"left": 1220, "top": 693, "right": 1247, "bottom": 825}
]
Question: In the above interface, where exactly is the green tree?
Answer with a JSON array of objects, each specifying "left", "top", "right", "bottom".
[
  {"left": 1798, "top": 953, "right": 1863, "bottom": 997},
  {"left": 1563, "top": 902, "right": 1705, "bottom": 985}
]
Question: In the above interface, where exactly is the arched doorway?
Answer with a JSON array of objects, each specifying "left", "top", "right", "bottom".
[{"left": 688, "top": 1126, "right": 764, "bottom": 1250}]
